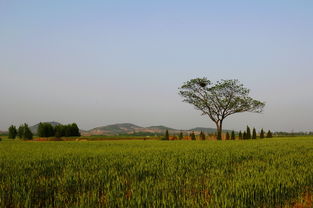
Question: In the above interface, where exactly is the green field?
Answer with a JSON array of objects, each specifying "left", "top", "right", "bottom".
[{"left": 1, "top": 138, "right": 313, "bottom": 207}]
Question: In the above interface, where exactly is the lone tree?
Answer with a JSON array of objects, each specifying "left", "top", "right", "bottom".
[{"left": 179, "top": 78, "right": 265, "bottom": 140}]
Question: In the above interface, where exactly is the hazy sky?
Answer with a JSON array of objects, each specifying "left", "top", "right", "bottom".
[{"left": 1, "top": 0, "right": 313, "bottom": 131}]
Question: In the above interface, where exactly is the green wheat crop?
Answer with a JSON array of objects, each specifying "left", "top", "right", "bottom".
[{"left": 1, "top": 137, "right": 313, "bottom": 207}]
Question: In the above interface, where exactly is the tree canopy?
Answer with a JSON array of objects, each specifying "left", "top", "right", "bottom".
[
  {"left": 17, "top": 124, "right": 33, "bottom": 140},
  {"left": 8, "top": 125, "right": 17, "bottom": 139},
  {"left": 179, "top": 78, "right": 265, "bottom": 140}
]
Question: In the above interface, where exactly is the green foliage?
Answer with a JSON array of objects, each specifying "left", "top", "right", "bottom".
[
  {"left": 53, "top": 123, "right": 81, "bottom": 138},
  {"left": 1, "top": 138, "right": 313, "bottom": 207},
  {"left": 226, "top": 132, "right": 230, "bottom": 140},
  {"left": 252, "top": 128, "right": 257, "bottom": 139},
  {"left": 267, "top": 130, "right": 273, "bottom": 138},
  {"left": 239, "top": 131, "right": 243, "bottom": 140},
  {"left": 231, "top": 131, "right": 236, "bottom": 140},
  {"left": 246, "top": 126, "right": 251, "bottom": 139},
  {"left": 260, "top": 129, "right": 265, "bottom": 139},
  {"left": 8, "top": 125, "right": 17, "bottom": 139},
  {"left": 200, "top": 131, "right": 206, "bottom": 140},
  {"left": 55, "top": 125, "right": 65, "bottom": 138},
  {"left": 163, "top": 130, "right": 169, "bottom": 140},
  {"left": 17, "top": 125, "right": 24, "bottom": 138},
  {"left": 179, "top": 131, "right": 183, "bottom": 140},
  {"left": 16, "top": 124, "right": 31, "bottom": 140},
  {"left": 243, "top": 132, "right": 247, "bottom": 140},
  {"left": 179, "top": 78, "right": 265, "bottom": 141},
  {"left": 190, "top": 131, "right": 196, "bottom": 140},
  {"left": 38, "top": 122, "right": 55, "bottom": 137},
  {"left": 23, "top": 124, "right": 33, "bottom": 140},
  {"left": 70, "top": 123, "right": 80, "bottom": 137}
]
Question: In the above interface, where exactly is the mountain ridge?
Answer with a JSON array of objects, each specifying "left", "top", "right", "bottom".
[
  {"left": 84, "top": 123, "right": 232, "bottom": 136},
  {"left": 1, "top": 122, "right": 233, "bottom": 136}
]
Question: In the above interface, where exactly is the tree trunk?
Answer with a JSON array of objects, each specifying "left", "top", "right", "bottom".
[{"left": 216, "top": 121, "right": 223, "bottom": 140}]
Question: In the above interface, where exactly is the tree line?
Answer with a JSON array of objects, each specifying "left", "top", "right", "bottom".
[
  {"left": 163, "top": 126, "right": 273, "bottom": 140},
  {"left": 8, "top": 124, "right": 33, "bottom": 140},
  {"left": 8, "top": 123, "right": 80, "bottom": 139},
  {"left": 38, "top": 123, "right": 80, "bottom": 138}
]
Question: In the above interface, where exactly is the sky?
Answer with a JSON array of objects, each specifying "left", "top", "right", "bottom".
[{"left": 1, "top": 0, "right": 313, "bottom": 132}]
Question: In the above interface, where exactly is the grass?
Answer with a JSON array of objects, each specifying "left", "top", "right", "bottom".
[{"left": 1, "top": 137, "right": 313, "bottom": 207}]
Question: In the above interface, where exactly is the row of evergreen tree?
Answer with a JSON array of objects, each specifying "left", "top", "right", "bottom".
[
  {"left": 38, "top": 123, "right": 80, "bottom": 138},
  {"left": 8, "top": 124, "right": 33, "bottom": 140},
  {"left": 8, "top": 123, "right": 81, "bottom": 139},
  {"left": 163, "top": 126, "right": 273, "bottom": 140},
  {"left": 238, "top": 126, "right": 273, "bottom": 140}
]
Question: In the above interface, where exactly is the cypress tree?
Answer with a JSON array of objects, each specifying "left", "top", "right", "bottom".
[
  {"left": 179, "top": 131, "right": 183, "bottom": 140},
  {"left": 243, "top": 132, "right": 247, "bottom": 140},
  {"left": 71, "top": 123, "right": 80, "bottom": 137},
  {"left": 37, "top": 122, "right": 44, "bottom": 137},
  {"left": 164, "top": 130, "right": 169, "bottom": 140},
  {"left": 252, "top": 128, "right": 257, "bottom": 139},
  {"left": 226, "top": 132, "right": 230, "bottom": 140},
  {"left": 246, "top": 126, "right": 251, "bottom": 139},
  {"left": 260, "top": 129, "right": 265, "bottom": 139},
  {"left": 23, "top": 124, "right": 33, "bottom": 140},
  {"left": 63, "top": 125, "right": 70, "bottom": 137},
  {"left": 8, "top": 125, "right": 17, "bottom": 139},
  {"left": 38, "top": 123, "right": 55, "bottom": 137},
  {"left": 190, "top": 131, "right": 196, "bottom": 140},
  {"left": 55, "top": 125, "right": 64, "bottom": 138},
  {"left": 47, "top": 124, "right": 55, "bottom": 137},
  {"left": 239, "top": 131, "right": 243, "bottom": 140},
  {"left": 231, "top": 131, "right": 236, "bottom": 140},
  {"left": 200, "top": 131, "right": 206, "bottom": 140},
  {"left": 17, "top": 125, "right": 25, "bottom": 139},
  {"left": 267, "top": 130, "right": 273, "bottom": 138}
]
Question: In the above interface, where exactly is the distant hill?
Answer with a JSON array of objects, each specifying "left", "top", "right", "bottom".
[
  {"left": 30, "top": 121, "right": 61, "bottom": 134},
  {"left": 88, "top": 123, "right": 146, "bottom": 135},
  {"left": 87, "top": 123, "right": 178, "bottom": 136},
  {"left": 83, "top": 123, "right": 234, "bottom": 136}
]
